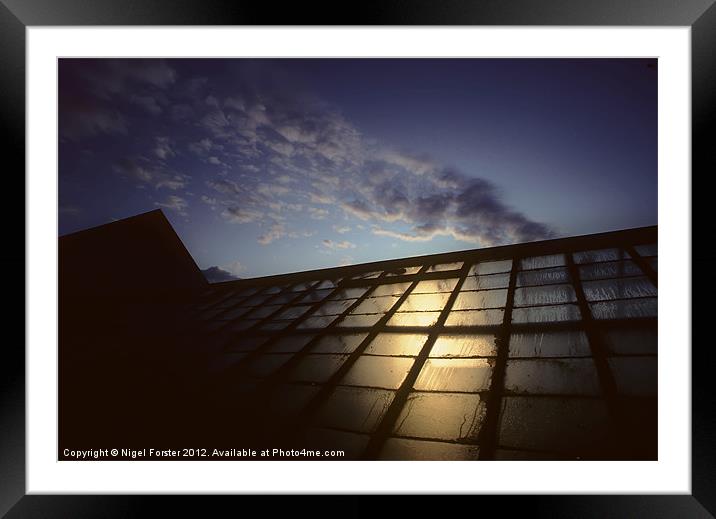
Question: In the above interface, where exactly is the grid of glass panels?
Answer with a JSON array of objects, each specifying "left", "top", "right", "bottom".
[{"left": 188, "top": 238, "right": 657, "bottom": 460}]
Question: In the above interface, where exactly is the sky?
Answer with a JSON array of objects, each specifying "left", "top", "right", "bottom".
[{"left": 58, "top": 58, "right": 657, "bottom": 279}]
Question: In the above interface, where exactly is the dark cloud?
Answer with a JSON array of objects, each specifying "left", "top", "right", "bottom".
[
  {"left": 201, "top": 266, "right": 239, "bottom": 283},
  {"left": 60, "top": 59, "right": 555, "bottom": 248}
]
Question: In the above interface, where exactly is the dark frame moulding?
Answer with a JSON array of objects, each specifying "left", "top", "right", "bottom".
[{"left": 3, "top": 0, "right": 711, "bottom": 516}]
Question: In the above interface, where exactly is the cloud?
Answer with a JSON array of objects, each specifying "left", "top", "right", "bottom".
[
  {"left": 153, "top": 137, "right": 175, "bottom": 160},
  {"left": 201, "top": 266, "right": 239, "bottom": 283},
  {"left": 155, "top": 195, "right": 188, "bottom": 215},
  {"left": 308, "top": 207, "right": 329, "bottom": 220},
  {"left": 60, "top": 106, "right": 128, "bottom": 140},
  {"left": 258, "top": 223, "right": 286, "bottom": 245},
  {"left": 221, "top": 206, "right": 263, "bottom": 224},
  {"left": 131, "top": 95, "right": 162, "bottom": 115},
  {"left": 223, "top": 260, "right": 247, "bottom": 276},
  {"left": 113, "top": 157, "right": 186, "bottom": 190},
  {"left": 61, "top": 60, "right": 554, "bottom": 249},
  {"left": 322, "top": 239, "right": 356, "bottom": 250}
]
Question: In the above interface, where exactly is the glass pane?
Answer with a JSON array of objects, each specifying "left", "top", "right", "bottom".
[
  {"left": 608, "top": 357, "right": 657, "bottom": 396},
  {"left": 429, "top": 334, "right": 498, "bottom": 357},
  {"left": 504, "top": 359, "right": 601, "bottom": 395},
  {"left": 246, "top": 354, "right": 293, "bottom": 378},
  {"left": 453, "top": 289, "right": 508, "bottom": 310},
  {"left": 579, "top": 260, "right": 642, "bottom": 281},
  {"left": 602, "top": 327, "right": 657, "bottom": 355},
  {"left": 372, "top": 282, "right": 413, "bottom": 297},
  {"left": 514, "top": 284, "right": 577, "bottom": 307},
  {"left": 328, "top": 288, "right": 369, "bottom": 300},
  {"left": 384, "top": 265, "right": 422, "bottom": 276},
  {"left": 299, "top": 288, "right": 333, "bottom": 303},
  {"left": 227, "top": 319, "right": 261, "bottom": 331},
  {"left": 426, "top": 262, "right": 463, "bottom": 272},
  {"left": 387, "top": 311, "right": 442, "bottom": 327},
  {"left": 266, "top": 335, "right": 316, "bottom": 353},
  {"left": 341, "top": 356, "right": 415, "bottom": 389},
  {"left": 511, "top": 305, "right": 581, "bottom": 323},
  {"left": 288, "top": 354, "right": 349, "bottom": 383},
  {"left": 516, "top": 267, "right": 570, "bottom": 287},
  {"left": 379, "top": 437, "right": 480, "bottom": 461},
  {"left": 497, "top": 397, "right": 610, "bottom": 454},
  {"left": 414, "top": 358, "right": 493, "bottom": 392},
  {"left": 352, "top": 271, "right": 382, "bottom": 280},
  {"left": 364, "top": 333, "right": 429, "bottom": 356},
  {"left": 634, "top": 243, "right": 657, "bottom": 257},
  {"left": 413, "top": 279, "right": 459, "bottom": 294},
  {"left": 297, "top": 316, "right": 337, "bottom": 329},
  {"left": 393, "top": 392, "right": 486, "bottom": 442},
  {"left": 509, "top": 331, "right": 591, "bottom": 358},
  {"left": 397, "top": 293, "right": 451, "bottom": 312},
  {"left": 225, "top": 336, "right": 268, "bottom": 353},
  {"left": 444, "top": 309, "right": 504, "bottom": 327},
  {"left": 311, "top": 299, "right": 357, "bottom": 317},
  {"left": 311, "top": 333, "right": 368, "bottom": 354},
  {"left": 269, "top": 292, "right": 302, "bottom": 305},
  {"left": 582, "top": 277, "right": 656, "bottom": 301},
  {"left": 240, "top": 293, "right": 275, "bottom": 306},
  {"left": 243, "top": 304, "right": 284, "bottom": 319},
  {"left": 314, "top": 280, "right": 338, "bottom": 289},
  {"left": 313, "top": 386, "right": 395, "bottom": 434},
  {"left": 337, "top": 314, "right": 384, "bottom": 327},
  {"left": 462, "top": 273, "right": 510, "bottom": 290},
  {"left": 590, "top": 298, "right": 657, "bottom": 320},
  {"left": 520, "top": 254, "right": 566, "bottom": 270},
  {"left": 260, "top": 320, "right": 292, "bottom": 331},
  {"left": 352, "top": 296, "right": 400, "bottom": 314},
  {"left": 573, "top": 248, "right": 627, "bottom": 264},
  {"left": 273, "top": 304, "right": 314, "bottom": 320},
  {"left": 470, "top": 259, "right": 512, "bottom": 275},
  {"left": 215, "top": 306, "right": 252, "bottom": 321}
]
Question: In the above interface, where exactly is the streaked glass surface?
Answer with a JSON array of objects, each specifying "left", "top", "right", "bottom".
[
  {"left": 414, "top": 358, "right": 493, "bottom": 392},
  {"left": 504, "top": 358, "right": 601, "bottom": 395},
  {"left": 387, "top": 311, "right": 442, "bottom": 327},
  {"left": 582, "top": 277, "right": 656, "bottom": 301},
  {"left": 453, "top": 289, "right": 508, "bottom": 310},
  {"left": 514, "top": 284, "right": 576, "bottom": 307},
  {"left": 311, "top": 333, "right": 368, "bottom": 354},
  {"left": 509, "top": 331, "right": 591, "bottom": 358},
  {"left": 288, "top": 354, "right": 348, "bottom": 383},
  {"left": 520, "top": 254, "right": 567, "bottom": 270},
  {"left": 470, "top": 259, "right": 513, "bottom": 275},
  {"left": 445, "top": 309, "right": 504, "bottom": 327},
  {"left": 590, "top": 298, "right": 657, "bottom": 320},
  {"left": 341, "top": 356, "right": 414, "bottom": 389},
  {"left": 511, "top": 304, "right": 581, "bottom": 323},
  {"left": 516, "top": 267, "right": 570, "bottom": 287},
  {"left": 397, "top": 292, "right": 451, "bottom": 312},
  {"left": 313, "top": 386, "right": 395, "bottom": 433},
  {"left": 429, "top": 334, "right": 498, "bottom": 357},
  {"left": 364, "top": 333, "right": 429, "bottom": 356},
  {"left": 393, "top": 392, "right": 486, "bottom": 442}
]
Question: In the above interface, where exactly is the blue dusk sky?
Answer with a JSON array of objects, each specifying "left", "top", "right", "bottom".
[{"left": 58, "top": 58, "right": 657, "bottom": 279}]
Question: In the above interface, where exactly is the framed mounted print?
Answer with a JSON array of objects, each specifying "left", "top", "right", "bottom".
[{"left": 3, "top": 0, "right": 713, "bottom": 515}]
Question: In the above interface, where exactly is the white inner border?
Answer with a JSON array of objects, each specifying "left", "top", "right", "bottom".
[{"left": 27, "top": 27, "right": 691, "bottom": 494}]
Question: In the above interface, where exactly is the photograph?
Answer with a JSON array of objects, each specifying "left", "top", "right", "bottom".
[{"left": 57, "top": 57, "right": 658, "bottom": 461}]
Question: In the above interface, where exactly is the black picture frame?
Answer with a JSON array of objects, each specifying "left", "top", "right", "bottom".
[{"left": 3, "top": 0, "right": 712, "bottom": 515}]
